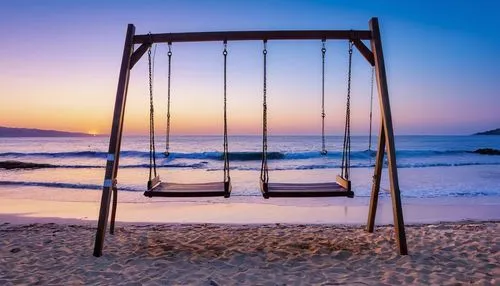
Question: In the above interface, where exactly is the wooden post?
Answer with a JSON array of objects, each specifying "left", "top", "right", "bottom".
[
  {"left": 369, "top": 18, "right": 408, "bottom": 255},
  {"left": 367, "top": 123, "right": 385, "bottom": 232},
  {"left": 93, "top": 24, "right": 135, "bottom": 257},
  {"left": 109, "top": 186, "right": 118, "bottom": 234}
]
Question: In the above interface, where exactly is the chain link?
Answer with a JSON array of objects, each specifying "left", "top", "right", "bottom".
[
  {"left": 223, "top": 41, "right": 230, "bottom": 183},
  {"left": 341, "top": 40, "right": 353, "bottom": 180},
  {"left": 165, "top": 42, "right": 172, "bottom": 157},
  {"left": 261, "top": 40, "right": 269, "bottom": 183},
  {"left": 321, "top": 39, "right": 327, "bottom": 155},
  {"left": 148, "top": 44, "right": 157, "bottom": 180}
]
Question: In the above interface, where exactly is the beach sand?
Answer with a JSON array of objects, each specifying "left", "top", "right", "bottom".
[
  {"left": 1, "top": 186, "right": 499, "bottom": 285},
  {"left": 0, "top": 222, "right": 498, "bottom": 285}
]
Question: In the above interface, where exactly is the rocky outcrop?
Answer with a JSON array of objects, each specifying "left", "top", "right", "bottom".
[
  {"left": 474, "top": 128, "right": 500, "bottom": 135},
  {"left": 472, "top": 148, "right": 500, "bottom": 155},
  {"left": 0, "top": 161, "right": 56, "bottom": 170}
]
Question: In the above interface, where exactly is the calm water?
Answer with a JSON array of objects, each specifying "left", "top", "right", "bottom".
[{"left": 1, "top": 135, "right": 500, "bottom": 200}]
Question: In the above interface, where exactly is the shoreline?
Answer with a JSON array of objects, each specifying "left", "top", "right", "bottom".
[{"left": 1, "top": 186, "right": 500, "bottom": 225}]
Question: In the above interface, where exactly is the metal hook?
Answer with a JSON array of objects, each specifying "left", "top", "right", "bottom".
[{"left": 148, "top": 32, "right": 153, "bottom": 45}]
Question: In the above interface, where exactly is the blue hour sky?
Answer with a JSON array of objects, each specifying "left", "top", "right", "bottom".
[{"left": 0, "top": 0, "right": 498, "bottom": 135}]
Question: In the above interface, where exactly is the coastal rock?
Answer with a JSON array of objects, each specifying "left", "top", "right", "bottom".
[
  {"left": 474, "top": 128, "right": 500, "bottom": 135},
  {"left": 0, "top": 160, "right": 55, "bottom": 170},
  {"left": 472, "top": 148, "right": 500, "bottom": 155}
]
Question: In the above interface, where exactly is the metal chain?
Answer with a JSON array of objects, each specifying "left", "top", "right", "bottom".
[
  {"left": 260, "top": 40, "right": 269, "bottom": 183},
  {"left": 320, "top": 39, "right": 327, "bottom": 155},
  {"left": 368, "top": 66, "right": 374, "bottom": 152},
  {"left": 341, "top": 41, "right": 353, "bottom": 180},
  {"left": 223, "top": 41, "right": 230, "bottom": 183},
  {"left": 165, "top": 42, "right": 172, "bottom": 157},
  {"left": 148, "top": 45, "right": 157, "bottom": 180}
]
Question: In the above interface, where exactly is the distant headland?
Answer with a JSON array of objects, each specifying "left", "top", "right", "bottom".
[
  {"left": 0, "top": 126, "right": 93, "bottom": 137},
  {"left": 474, "top": 128, "right": 500, "bottom": 135}
]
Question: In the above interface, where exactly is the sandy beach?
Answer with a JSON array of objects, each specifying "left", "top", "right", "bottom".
[
  {"left": 0, "top": 221, "right": 498, "bottom": 285},
  {"left": 2, "top": 0, "right": 500, "bottom": 283},
  {"left": 0, "top": 186, "right": 498, "bottom": 285}
]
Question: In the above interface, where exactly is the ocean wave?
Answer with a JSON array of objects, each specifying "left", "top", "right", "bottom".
[
  {"left": 0, "top": 160, "right": 208, "bottom": 170},
  {"left": 121, "top": 162, "right": 208, "bottom": 169},
  {"left": 0, "top": 180, "right": 140, "bottom": 192},
  {"left": 168, "top": 151, "right": 283, "bottom": 161},
  {"left": 0, "top": 150, "right": 373, "bottom": 161},
  {"left": 3, "top": 160, "right": 500, "bottom": 171},
  {"left": 397, "top": 162, "right": 500, "bottom": 168},
  {"left": 0, "top": 149, "right": 483, "bottom": 161},
  {"left": 353, "top": 190, "right": 499, "bottom": 198},
  {"left": 207, "top": 161, "right": 500, "bottom": 171},
  {"left": 0, "top": 151, "right": 107, "bottom": 159}
]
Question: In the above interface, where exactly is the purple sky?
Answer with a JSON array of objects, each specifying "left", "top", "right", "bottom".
[{"left": 1, "top": 0, "right": 499, "bottom": 135}]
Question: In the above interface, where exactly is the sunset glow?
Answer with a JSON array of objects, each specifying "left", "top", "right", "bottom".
[{"left": 1, "top": 1, "right": 499, "bottom": 135}]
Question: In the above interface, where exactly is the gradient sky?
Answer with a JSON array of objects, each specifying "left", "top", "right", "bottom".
[{"left": 1, "top": 0, "right": 499, "bottom": 135}]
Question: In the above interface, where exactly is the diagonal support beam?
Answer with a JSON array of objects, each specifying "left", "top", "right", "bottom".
[
  {"left": 352, "top": 39, "right": 374, "bottom": 66},
  {"left": 130, "top": 43, "right": 151, "bottom": 69},
  {"left": 367, "top": 122, "right": 385, "bottom": 232}
]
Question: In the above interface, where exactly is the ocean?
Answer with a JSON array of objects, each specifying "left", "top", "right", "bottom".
[{"left": 1, "top": 135, "right": 500, "bottom": 202}]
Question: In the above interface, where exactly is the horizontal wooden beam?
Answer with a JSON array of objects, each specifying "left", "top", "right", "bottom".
[{"left": 133, "top": 30, "right": 372, "bottom": 44}]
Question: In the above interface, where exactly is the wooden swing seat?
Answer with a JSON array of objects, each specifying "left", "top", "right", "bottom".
[
  {"left": 144, "top": 176, "right": 231, "bottom": 198},
  {"left": 260, "top": 175, "right": 353, "bottom": 199}
]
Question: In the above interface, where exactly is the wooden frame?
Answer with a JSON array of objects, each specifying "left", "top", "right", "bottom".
[
  {"left": 93, "top": 17, "right": 408, "bottom": 257},
  {"left": 366, "top": 19, "right": 408, "bottom": 254},
  {"left": 133, "top": 30, "right": 372, "bottom": 44}
]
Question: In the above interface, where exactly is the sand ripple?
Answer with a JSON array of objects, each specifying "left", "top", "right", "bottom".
[{"left": 0, "top": 222, "right": 499, "bottom": 285}]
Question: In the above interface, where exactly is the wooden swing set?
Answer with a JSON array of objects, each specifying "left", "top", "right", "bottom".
[{"left": 93, "top": 17, "right": 408, "bottom": 257}]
